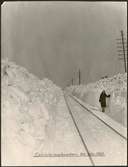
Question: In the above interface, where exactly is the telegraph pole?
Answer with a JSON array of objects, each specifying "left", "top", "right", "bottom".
[
  {"left": 117, "top": 30, "right": 127, "bottom": 72},
  {"left": 121, "top": 30, "right": 127, "bottom": 72},
  {"left": 78, "top": 69, "right": 81, "bottom": 85}
]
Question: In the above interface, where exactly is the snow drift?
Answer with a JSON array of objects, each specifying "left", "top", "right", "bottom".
[{"left": 1, "top": 58, "right": 63, "bottom": 162}]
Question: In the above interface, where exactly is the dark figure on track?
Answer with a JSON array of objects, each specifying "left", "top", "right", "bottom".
[{"left": 99, "top": 90, "right": 110, "bottom": 112}]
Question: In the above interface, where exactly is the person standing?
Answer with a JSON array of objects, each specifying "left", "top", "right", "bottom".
[{"left": 99, "top": 90, "right": 110, "bottom": 112}]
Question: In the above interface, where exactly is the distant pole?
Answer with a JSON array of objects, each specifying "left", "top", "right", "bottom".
[
  {"left": 79, "top": 69, "right": 81, "bottom": 85},
  {"left": 121, "top": 30, "right": 127, "bottom": 72}
]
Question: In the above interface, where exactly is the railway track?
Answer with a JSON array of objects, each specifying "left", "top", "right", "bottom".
[
  {"left": 64, "top": 93, "right": 127, "bottom": 166},
  {"left": 69, "top": 94, "right": 127, "bottom": 140},
  {"left": 64, "top": 94, "right": 95, "bottom": 166}
]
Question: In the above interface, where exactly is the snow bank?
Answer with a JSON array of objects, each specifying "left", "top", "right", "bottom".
[
  {"left": 66, "top": 73, "right": 127, "bottom": 126},
  {"left": 1, "top": 58, "right": 63, "bottom": 162}
]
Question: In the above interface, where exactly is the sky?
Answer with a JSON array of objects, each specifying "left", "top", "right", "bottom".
[{"left": 1, "top": 2, "right": 127, "bottom": 87}]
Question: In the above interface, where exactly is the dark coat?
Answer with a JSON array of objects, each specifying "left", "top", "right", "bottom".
[{"left": 99, "top": 91, "right": 110, "bottom": 107}]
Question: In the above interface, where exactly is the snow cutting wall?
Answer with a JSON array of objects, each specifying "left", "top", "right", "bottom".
[{"left": 1, "top": 58, "right": 63, "bottom": 162}]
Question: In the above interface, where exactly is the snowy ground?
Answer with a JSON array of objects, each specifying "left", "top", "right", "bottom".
[
  {"left": 2, "top": 94, "right": 127, "bottom": 166},
  {"left": 2, "top": 60, "right": 127, "bottom": 165}
]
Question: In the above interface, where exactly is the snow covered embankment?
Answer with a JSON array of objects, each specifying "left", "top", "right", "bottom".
[
  {"left": 1, "top": 59, "right": 63, "bottom": 163},
  {"left": 66, "top": 73, "right": 127, "bottom": 127}
]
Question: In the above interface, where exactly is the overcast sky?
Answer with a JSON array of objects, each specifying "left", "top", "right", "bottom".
[{"left": 2, "top": 2, "right": 127, "bottom": 87}]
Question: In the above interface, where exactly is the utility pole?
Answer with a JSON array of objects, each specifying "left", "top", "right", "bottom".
[
  {"left": 121, "top": 30, "right": 127, "bottom": 72},
  {"left": 78, "top": 69, "right": 81, "bottom": 85},
  {"left": 116, "top": 30, "right": 127, "bottom": 72}
]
